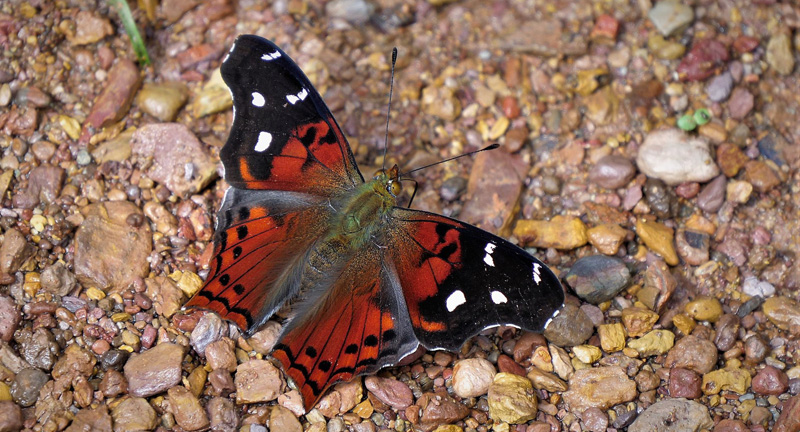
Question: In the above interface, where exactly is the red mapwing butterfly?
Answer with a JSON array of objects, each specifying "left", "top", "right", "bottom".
[{"left": 185, "top": 35, "right": 564, "bottom": 411}]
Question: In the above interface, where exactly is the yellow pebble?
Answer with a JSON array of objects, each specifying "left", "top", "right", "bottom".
[
  {"left": 598, "top": 323, "right": 626, "bottom": 353},
  {"left": 85, "top": 287, "right": 106, "bottom": 300}
]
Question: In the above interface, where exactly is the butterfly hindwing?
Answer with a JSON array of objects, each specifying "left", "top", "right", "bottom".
[
  {"left": 185, "top": 188, "right": 332, "bottom": 333},
  {"left": 388, "top": 208, "right": 565, "bottom": 351},
  {"left": 272, "top": 246, "right": 419, "bottom": 409},
  {"left": 220, "top": 35, "right": 363, "bottom": 195}
]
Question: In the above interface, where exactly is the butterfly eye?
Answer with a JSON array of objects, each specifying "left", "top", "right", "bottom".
[{"left": 387, "top": 180, "right": 402, "bottom": 197}]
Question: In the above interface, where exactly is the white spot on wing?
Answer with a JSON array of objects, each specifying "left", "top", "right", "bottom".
[
  {"left": 532, "top": 262, "right": 542, "bottom": 284},
  {"left": 286, "top": 88, "right": 309, "bottom": 105},
  {"left": 251, "top": 92, "right": 265, "bottom": 107},
  {"left": 483, "top": 242, "right": 497, "bottom": 267},
  {"left": 544, "top": 308, "right": 561, "bottom": 330},
  {"left": 446, "top": 290, "right": 466, "bottom": 312},
  {"left": 261, "top": 50, "right": 281, "bottom": 61},
  {"left": 490, "top": 291, "right": 507, "bottom": 304},
  {"left": 255, "top": 131, "right": 272, "bottom": 152}
]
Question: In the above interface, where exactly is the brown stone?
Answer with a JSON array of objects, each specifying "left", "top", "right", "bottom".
[
  {"left": 124, "top": 343, "right": 184, "bottom": 397},
  {"left": 85, "top": 59, "right": 141, "bottom": 130},
  {"left": 460, "top": 150, "right": 526, "bottom": 237}
]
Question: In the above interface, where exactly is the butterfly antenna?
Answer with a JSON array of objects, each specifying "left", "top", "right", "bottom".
[
  {"left": 400, "top": 143, "right": 500, "bottom": 177},
  {"left": 382, "top": 47, "right": 398, "bottom": 171}
]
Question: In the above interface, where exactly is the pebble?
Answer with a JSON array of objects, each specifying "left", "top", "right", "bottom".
[
  {"left": 365, "top": 376, "right": 413, "bottom": 410},
  {"left": 664, "top": 335, "right": 718, "bottom": 374},
  {"left": 572, "top": 345, "right": 602, "bottom": 364},
  {"left": 675, "top": 229, "right": 710, "bottom": 266},
  {"left": 99, "top": 369, "right": 127, "bottom": 398},
  {"left": 742, "top": 276, "right": 776, "bottom": 298},
  {"left": 744, "top": 335, "right": 769, "bottom": 364},
  {"left": 73, "top": 202, "right": 152, "bottom": 293},
  {"left": 637, "top": 128, "right": 719, "bottom": 185},
  {"left": 0, "top": 401, "right": 22, "bottom": 431},
  {"left": 744, "top": 160, "right": 781, "bottom": 193},
  {"left": 598, "top": 323, "right": 626, "bottom": 353},
  {"left": 131, "top": 123, "right": 218, "bottom": 196},
  {"left": 635, "top": 219, "right": 678, "bottom": 265},
  {"left": 124, "top": 342, "right": 185, "bottom": 397},
  {"left": 752, "top": 365, "right": 789, "bottom": 395},
  {"left": 714, "top": 314, "right": 740, "bottom": 351},
  {"left": 12, "top": 165, "right": 65, "bottom": 209},
  {"left": 111, "top": 397, "right": 158, "bottom": 431},
  {"left": 565, "top": 255, "right": 630, "bottom": 304},
  {"left": 586, "top": 223, "right": 627, "bottom": 255},
  {"left": 497, "top": 354, "right": 526, "bottom": 376},
  {"left": 669, "top": 367, "right": 703, "bottom": 399},
  {"left": 526, "top": 367, "right": 568, "bottom": 392},
  {"left": 417, "top": 392, "right": 470, "bottom": 429},
  {"left": 563, "top": 366, "right": 637, "bottom": 412},
  {"left": 706, "top": 72, "right": 733, "bottom": 102},
  {"left": 766, "top": 33, "right": 795, "bottom": 75},
  {"left": 487, "top": 373, "right": 538, "bottom": 424},
  {"left": 270, "top": 405, "right": 302, "bottom": 432},
  {"left": 206, "top": 337, "right": 237, "bottom": 372},
  {"left": 628, "top": 398, "right": 712, "bottom": 432},
  {"left": 191, "top": 312, "right": 227, "bottom": 356},
  {"left": 774, "top": 394, "right": 800, "bottom": 431},
  {"left": 451, "top": 358, "right": 496, "bottom": 398},
  {"left": 696, "top": 175, "right": 727, "bottom": 213},
  {"left": 235, "top": 359, "right": 284, "bottom": 404},
  {"left": 146, "top": 276, "right": 186, "bottom": 319},
  {"left": 85, "top": 59, "right": 142, "bottom": 129},
  {"left": 10, "top": 367, "right": 48, "bottom": 407},
  {"left": 0, "top": 296, "right": 19, "bottom": 342},
  {"left": 716, "top": 143, "right": 749, "bottom": 178},
  {"left": 621, "top": 307, "right": 659, "bottom": 337},
  {"left": 588, "top": 155, "right": 636, "bottom": 189},
  {"left": 421, "top": 85, "right": 461, "bottom": 121},
  {"left": 647, "top": 34, "right": 686, "bottom": 60},
  {"left": 460, "top": 150, "right": 525, "bottom": 234},
  {"left": 702, "top": 366, "right": 751, "bottom": 395},
  {"left": 543, "top": 304, "right": 594, "bottom": 346},
  {"left": 728, "top": 87, "right": 754, "bottom": 120},
  {"left": 628, "top": 330, "right": 675, "bottom": 357},
  {"left": 52, "top": 343, "right": 96, "bottom": 379},
  {"left": 191, "top": 69, "right": 233, "bottom": 117},
  {"left": 325, "top": 0, "right": 374, "bottom": 25},
  {"left": 68, "top": 10, "right": 113, "bottom": 45},
  {"left": 208, "top": 397, "right": 239, "bottom": 432},
  {"left": 677, "top": 38, "right": 729, "bottom": 81},
  {"left": 168, "top": 386, "right": 210, "bottom": 430},
  {"left": 648, "top": 0, "right": 694, "bottom": 37},
  {"left": 0, "top": 229, "right": 33, "bottom": 276},
  {"left": 40, "top": 262, "right": 78, "bottom": 296},
  {"left": 66, "top": 406, "right": 113, "bottom": 432},
  {"left": 685, "top": 297, "right": 723, "bottom": 322},
  {"left": 513, "top": 215, "right": 588, "bottom": 250},
  {"left": 136, "top": 82, "right": 189, "bottom": 122},
  {"left": 761, "top": 296, "right": 800, "bottom": 330}
]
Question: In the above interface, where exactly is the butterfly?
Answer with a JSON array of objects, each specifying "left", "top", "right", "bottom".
[{"left": 185, "top": 35, "right": 565, "bottom": 411}]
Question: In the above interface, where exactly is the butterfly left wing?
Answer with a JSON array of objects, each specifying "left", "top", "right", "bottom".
[
  {"left": 220, "top": 35, "right": 363, "bottom": 195},
  {"left": 272, "top": 246, "right": 420, "bottom": 411},
  {"left": 387, "top": 208, "right": 565, "bottom": 351}
]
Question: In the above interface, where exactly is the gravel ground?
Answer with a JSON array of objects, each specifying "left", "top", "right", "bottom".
[{"left": 1, "top": 0, "right": 800, "bottom": 431}]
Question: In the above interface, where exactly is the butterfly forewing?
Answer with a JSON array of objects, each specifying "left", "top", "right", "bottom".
[
  {"left": 388, "top": 208, "right": 565, "bottom": 351},
  {"left": 220, "top": 35, "right": 363, "bottom": 195}
]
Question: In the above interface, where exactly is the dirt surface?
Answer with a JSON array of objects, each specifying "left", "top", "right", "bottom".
[{"left": 1, "top": 0, "right": 800, "bottom": 431}]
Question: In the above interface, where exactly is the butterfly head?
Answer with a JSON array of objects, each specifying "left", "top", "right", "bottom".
[{"left": 373, "top": 164, "right": 402, "bottom": 198}]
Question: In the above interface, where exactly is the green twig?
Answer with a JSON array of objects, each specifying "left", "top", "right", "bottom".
[{"left": 109, "top": 0, "right": 151, "bottom": 65}]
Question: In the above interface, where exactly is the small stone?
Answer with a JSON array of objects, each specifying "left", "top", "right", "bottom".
[
  {"left": 206, "top": 338, "right": 237, "bottom": 372},
  {"left": 637, "top": 128, "right": 719, "bottom": 185},
  {"left": 191, "top": 312, "right": 227, "bottom": 357},
  {"left": 270, "top": 405, "right": 302, "bottom": 432},
  {"left": 636, "top": 219, "right": 679, "bottom": 266},
  {"left": 675, "top": 229, "right": 710, "bottom": 266},
  {"left": 543, "top": 304, "right": 594, "bottom": 346},
  {"left": 235, "top": 359, "right": 284, "bottom": 404},
  {"left": 65, "top": 406, "right": 113, "bottom": 432},
  {"left": 124, "top": 342, "right": 184, "bottom": 397},
  {"left": 586, "top": 223, "right": 627, "bottom": 255},
  {"left": 487, "top": 373, "right": 537, "bottom": 424},
  {"left": 745, "top": 335, "right": 769, "bottom": 364},
  {"left": 168, "top": 386, "right": 209, "bottom": 431},
  {"left": 0, "top": 229, "right": 33, "bottom": 276},
  {"left": 766, "top": 33, "right": 795, "bottom": 76},
  {"left": 744, "top": 160, "right": 781, "bottom": 193},
  {"left": 10, "top": 368, "right": 48, "bottom": 407},
  {"left": 589, "top": 155, "right": 636, "bottom": 189},
  {"left": 191, "top": 68, "right": 233, "bottom": 118},
  {"left": 563, "top": 366, "right": 637, "bottom": 412},
  {"left": 460, "top": 150, "right": 526, "bottom": 235},
  {"left": 728, "top": 87, "right": 754, "bottom": 120},
  {"left": 665, "top": 335, "right": 718, "bottom": 374},
  {"left": 752, "top": 365, "right": 789, "bottom": 395},
  {"left": 451, "top": 358, "right": 496, "bottom": 398},
  {"left": 685, "top": 297, "right": 723, "bottom": 322},
  {"left": 145, "top": 276, "right": 186, "bottom": 319},
  {"left": 85, "top": 59, "right": 142, "bottom": 130},
  {"left": 68, "top": 11, "right": 113, "bottom": 45},
  {"left": 111, "top": 397, "right": 158, "bottom": 431},
  {"left": 131, "top": 123, "right": 218, "bottom": 196},
  {"left": 621, "top": 307, "right": 659, "bottom": 337},
  {"left": 0, "top": 401, "right": 22, "bottom": 432},
  {"left": 669, "top": 367, "right": 702, "bottom": 399},
  {"left": 99, "top": 369, "right": 127, "bottom": 398},
  {"left": 364, "top": 376, "right": 413, "bottom": 410},
  {"left": 572, "top": 345, "right": 602, "bottom": 364},
  {"left": 648, "top": 34, "right": 687, "bottom": 60},
  {"left": 774, "top": 394, "right": 800, "bottom": 432},
  {"left": 0, "top": 296, "right": 20, "bottom": 343},
  {"left": 677, "top": 38, "right": 729, "bottom": 81},
  {"left": 672, "top": 314, "right": 697, "bottom": 336},
  {"left": 40, "top": 262, "right": 77, "bottom": 296},
  {"left": 598, "top": 323, "right": 626, "bottom": 353},
  {"left": 590, "top": 14, "right": 619, "bottom": 41},
  {"left": 716, "top": 143, "right": 749, "bottom": 178},
  {"left": 417, "top": 391, "right": 470, "bottom": 429},
  {"left": 207, "top": 397, "right": 239, "bottom": 432},
  {"left": 247, "top": 321, "right": 281, "bottom": 355},
  {"left": 136, "top": 82, "right": 189, "bottom": 122},
  {"left": 648, "top": 0, "right": 694, "bottom": 37},
  {"left": 696, "top": 175, "right": 727, "bottom": 213},
  {"left": 742, "top": 276, "right": 776, "bottom": 298},
  {"left": 706, "top": 72, "right": 733, "bottom": 102},
  {"left": 565, "top": 255, "right": 631, "bottom": 304},
  {"left": 526, "top": 367, "right": 568, "bottom": 392},
  {"left": 514, "top": 215, "right": 588, "bottom": 250},
  {"left": 628, "top": 330, "right": 674, "bottom": 357},
  {"left": 421, "top": 85, "right": 461, "bottom": 122},
  {"left": 702, "top": 366, "right": 751, "bottom": 395},
  {"left": 714, "top": 314, "right": 740, "bottom": 352},
  {"left": 762, "top": 296, "right": 800, "bottom": 330},
  {"left": 12, "top": 165, "right": 65, "bottom": 209},
  {"left": 497, "top": 354, "right": 526, "bottom": 376},
  {"left": 628, "top": 399, "right": 712, "bottom": 432},
  {"left": 52, "top": 343, "right": 96, "bottom": 379}
]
